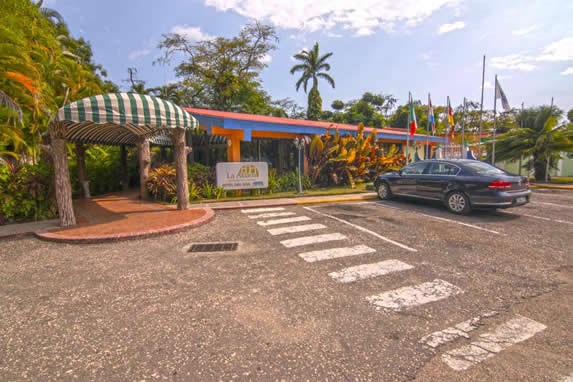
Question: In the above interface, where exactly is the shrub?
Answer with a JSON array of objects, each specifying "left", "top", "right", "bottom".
[
  {"left": 146, "top": 164, "right": 177, "bottom": 202},
  {"left": 0, "top": 162, "right": 57, "bottom": 223},
  {"left": 277, "top": 171, "right": 312, "bottom": 192},
  {"left": 189, "top": 182, "right": 202, "bottom": 200},
  {"left": 188, "top": 163, "right": 214, "bottom": 187},
  {"left": 201, "top": 183, "right": 217, "bottom": 199}
]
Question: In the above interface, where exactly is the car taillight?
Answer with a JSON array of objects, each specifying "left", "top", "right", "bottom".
[{"left": 488, "top": 180, "right": 512, "bottom": 189}]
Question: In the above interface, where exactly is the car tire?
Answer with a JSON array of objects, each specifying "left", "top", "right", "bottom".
[
  {"left": 376, "top": 181, "right": 392, "bottom": 200},
  {"left": 445, "top": 191, "right": 471, "bottom": 214}
]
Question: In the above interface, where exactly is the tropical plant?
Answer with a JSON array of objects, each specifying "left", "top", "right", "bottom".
[
  {"left": 146, "top": 164, "right": 177, "bottom": 202},
  {"left": 493, "top": 106, "right": 572, "bottom": 181},
  {"left": 290, "top": 42, "right": 335, "bottom": 120},
  {"left": 189, "top": 182, "right": 202, "bottom": 200},
  {"left": 201, "top": 183, "right": 218, "bottom": 199}
]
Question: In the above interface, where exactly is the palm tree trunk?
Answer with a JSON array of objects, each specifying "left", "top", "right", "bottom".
[
  {"left": 49, "top": 123, "right": 76, "bottom": 227},
  {"left": 137, "top": 138, "right": 150, "bottom": 200},
  {"left": 171, "top": 128, "right": 189, "bottom": 209},
  {"left": 75, "top": 143, "right": 90, "bottom": 198}
]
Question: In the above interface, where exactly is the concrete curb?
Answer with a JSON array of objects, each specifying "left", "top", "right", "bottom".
[
  {"left": 530, "top": 184, "right": 573, "bottom": 190},
  {"left": 34, "top": 208, "right": 215, "bottom": 244},
  {"left": 209, "top": 193, "right": 378, "bottom": 210}
]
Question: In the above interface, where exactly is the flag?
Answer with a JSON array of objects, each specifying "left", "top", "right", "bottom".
[
  {"left": 447, "top": 96, "right": 455, "bottom": 137},
  {"left": 495, "top": 77, "right": 511, "bottom": 111},
  {"left": 408, "top": 92, "right": 417, "bottom": 136},
  {"left": 428, "top": 93, "right": 435, "bottom": 135}
]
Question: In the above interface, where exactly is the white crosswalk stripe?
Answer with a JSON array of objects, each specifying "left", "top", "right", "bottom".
[
  {"left": 366, "top": 279, "right": 463, "bottom": 312},
  {"left": 329, "top": 260, "right": 414, "bottom": 283},
  {"left": 280, "top": 233, "right": 347, "bottom": 248},
  {"left": 298, "top": 245, "right": 376, "bottom": 263},
  {"left": 241, "top": 207, "right": 285, "bottom": 214},
  {"left": 248, "top": 212, "right": 296, "bottom": 219},
  {"left": 257, "top": 216, "right": 312, "bottom": 226},
  {"left": 267, "top": 224, "right": 327, "bottom": 236},
  {"left": 442, "top": 315, "right": 547, "bottom": 371}
]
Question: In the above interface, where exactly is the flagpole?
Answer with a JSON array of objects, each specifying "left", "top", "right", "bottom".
[
  {"left": 444, "top": 97, "right": 449, "bottom": 159},
  {"left": 425, "top": 93, "right": 430, "bottom": 159},
  {"left": 477, "top": 55, "right": 486, "bottom": 160},
  {"left": 492, "top": 74, "right": 498, "bottom": 165},
  {"left": 461, "top": 97, "right": 466, "bottom": 158},
  {"left": 406, "top": 92, "right": 410, "bottom": 163},
  {"left": 518, "top": 101, "right": 524, "bottom": 175}
]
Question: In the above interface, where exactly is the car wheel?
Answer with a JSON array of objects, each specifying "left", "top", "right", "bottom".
[
  {"left": 446, "top": 191, "right": 471, "bottom": 214},
  {"left": 376, "top": 181, "right": 392, "bottom": 200}
]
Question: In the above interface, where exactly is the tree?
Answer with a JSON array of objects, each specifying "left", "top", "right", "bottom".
[
  {"left": 157, "top": 21, "right": 278, "bottom": 112},
  {"left": 331, "top": 100, "right": 344, "bottom": 111},
  {"left": 290, "top": 42, "right": 335, "bottom": 120},
  {"left": 494, "top": 106, "right": 572, "bottom": 181}
]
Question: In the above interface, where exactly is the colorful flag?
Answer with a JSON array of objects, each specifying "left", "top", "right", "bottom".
[
  {"left": 408, "top": 92, "right": 417, "bottom": 136},
  {"left": 495, "top": 77, "right": 511, "bottom": 111},
  {"left": 447, "top": 96, "right": 455, "bottom": 138},
  {"left": 428, "top": 93, "right": 435, "bottom": 135}
]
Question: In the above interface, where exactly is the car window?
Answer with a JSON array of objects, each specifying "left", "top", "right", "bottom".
[
  {"left": 463, "top": 162, "right": 506, "bottom": 175},
  {"left": 428, "top": 162, "right": 459, "bottom": 176},
  {"left": 401, "top": 162, "right": 427, "bottom": 175}
]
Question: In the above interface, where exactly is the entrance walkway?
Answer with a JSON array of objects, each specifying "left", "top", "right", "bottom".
[{"left": 35, "top": 192, "right": 214, "bottom": 243}]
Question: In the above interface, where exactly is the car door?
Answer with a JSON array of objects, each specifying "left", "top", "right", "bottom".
[
  {"left": 394, "top": 162, "right": 428, "bottom": 195},
  {"left": 417, "top": 162, "right": 460, "bottom": 199}
]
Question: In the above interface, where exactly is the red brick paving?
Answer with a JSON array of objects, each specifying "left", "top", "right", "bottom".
[{"left": 36, "top": 192, "right": 214, "bottom": 243}]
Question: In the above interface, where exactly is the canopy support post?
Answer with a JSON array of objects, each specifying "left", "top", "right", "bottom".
[
  {"left": 120, "top": 145, "right": 129, "bottom": 191},
  {"left": 75, "top": 143, "right": 90, "bottom": 199},
  {"left": 172, "top": 128, "right": 189, "bottom": 210},
  {"left": 50, "top": 123, "right": 76, "bottom": 227},
  {"left": 137, "top": 137, "right": 150, "bottom": 200}
]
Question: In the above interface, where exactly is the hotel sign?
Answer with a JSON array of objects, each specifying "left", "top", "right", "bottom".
[{"left": 216, "top": 162, "right": 269, "bottom": 190}]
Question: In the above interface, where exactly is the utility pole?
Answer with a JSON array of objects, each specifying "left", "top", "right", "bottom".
[{"left": 477, "top": 55, "right": 486, "bottom": 160}]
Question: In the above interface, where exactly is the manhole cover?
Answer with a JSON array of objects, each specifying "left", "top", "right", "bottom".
[{"left": 188, "top": 242, "right": 239, "bottom": 253}]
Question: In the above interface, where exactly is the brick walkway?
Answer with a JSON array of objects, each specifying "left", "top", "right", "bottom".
[{"left": 36, "top": 192, "right": 214, "bottom": 243}]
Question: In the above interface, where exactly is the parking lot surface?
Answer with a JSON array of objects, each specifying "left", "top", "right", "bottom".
[{"left": 1, "top": 189, "right": 572, "bottom": 381}]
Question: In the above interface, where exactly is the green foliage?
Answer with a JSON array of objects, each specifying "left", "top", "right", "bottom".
[
  {"left": 201, "top": 183, "right": 217, "bottom": 199},
  {"left": 307, "top": 86, "right": 323, "bottom": 121},
  {"left": 325, "top": 92, "right": 395, "bottom": 128},
  {"left": 0, "top": 162, "right": 57, "bottom": 223},
  {"left": 146, "top": 164, "right": 177, "bottom": 202},
  {"left": 188, "top": 163, "right": 214, "bottom": 186},
  {"left": 266, "top": 169, "right": 279, "bottom": 193},
  {"left": 277, "top": 171, "right": 311, "bottom": 192},
  {"left": 189, "top": 182, "right": 202, "bottom": 200},
  {"left": 308, "top": 124, "right": 406, "bottom": 187}
]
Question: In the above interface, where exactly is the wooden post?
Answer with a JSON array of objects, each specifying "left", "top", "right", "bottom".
[
  {"left": 50, "top": 123, "right": 76, "bottom": 227},
  {"left": 137, "top": 137, "right": 151, "bottom": 200},
  {"left": 172, "top": 128, "right": 189, "bottom": 209},
  {"left": 120, "top": 145, "right": 129, "bottom": 191},
  {"left": 75, "top": 143, "right": 90, "bottom": 199}
]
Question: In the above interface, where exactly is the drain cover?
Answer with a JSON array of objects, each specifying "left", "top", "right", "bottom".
[{"left": 188, "top": 242, "right": 238, "bottom": 253}]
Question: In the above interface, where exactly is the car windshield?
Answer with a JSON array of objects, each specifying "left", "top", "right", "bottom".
[{"left": 464, "top": 162, "right": 506, "bottom": 175}]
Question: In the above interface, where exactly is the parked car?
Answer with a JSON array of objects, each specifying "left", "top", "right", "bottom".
[{"left": 374, "top": 159, "right": 531, "bottom": 214}]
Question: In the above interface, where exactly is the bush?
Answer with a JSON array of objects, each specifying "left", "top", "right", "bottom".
[
  {"left": 188, "top": 163, "right": 214, "bottom": 187},
  {"left": 146, "top": 165, "right": 177, "bottom": 202},
  {"left": 277, "top": 171, "right": 312, "bottom": 192},
  {"left": 0, "top": 162, "right": 57, "bottom": 223}
]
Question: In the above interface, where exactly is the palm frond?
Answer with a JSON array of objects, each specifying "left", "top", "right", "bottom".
[
  {"left": 317, "top": 73, "right": 335, "bottom": 88},
  {"left": 0, "top": 90, "right": 23, "bottom": 121}
]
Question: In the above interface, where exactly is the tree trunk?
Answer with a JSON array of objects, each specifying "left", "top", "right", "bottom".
[
  {"left": 137, "top": 138, "right": 151, "bottom": 200},
  {"left": 172, "top": 128, "right": 189, "bottom": 210},
  {"left": 120, "top": 145, "right": 129, "bottom": 191},
  {"left": 50, "top": 124, "right": 76, "bottom": 227},
  {"left": 75, "top": 143, "right": 90, "bottom": 199}
]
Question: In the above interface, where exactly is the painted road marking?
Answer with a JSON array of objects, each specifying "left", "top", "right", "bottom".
[
  {"left": 280, "top": 233, "right": 347, "bottom": 248},
  {"left": 442, "top": 315, "right": 547, "bottom": 371},
  {"left": 420, "top": 311, "right": 498, "bottom": 349},
  {"left": 502, "top": 210, "right": 573, "bottom": 225},
  {"left": 531, "top": 201, "right": 573, "bottom": 209},
  {"left": 242, "top": 207, "right": 285, "bottom": 214},
  {"left": 298, "top": 245, "right": 377, "bottom": 263},
  {"left": 257, "top": 216, "right": 312, "bottom": 226},
  {"left": 304, "top": 206, "right": 417, "bottom": 252},
  {"left": 267, "top": 224, "right": 327, "bottom": 236},
  {"left": 366, "top": 279, "right": 463, "bottom": 312},
  {"left": 248, "top": 212, "right": 296, "bottom": 219},
  {"left": 329, "top": 260, "right": 414, "bottom": 283}
]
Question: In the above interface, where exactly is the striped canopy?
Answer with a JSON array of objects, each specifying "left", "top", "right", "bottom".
[{"left": 55, "top": 93, "right": 199, "bottom": 145}]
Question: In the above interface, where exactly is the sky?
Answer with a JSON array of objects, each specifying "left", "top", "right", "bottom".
[{"left": 46, "top": 0, "right": 573, "bottom": 114}]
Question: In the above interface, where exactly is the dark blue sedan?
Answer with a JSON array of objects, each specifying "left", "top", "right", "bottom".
[{"left": 374, "top": 159, "right": 531, "bottom": 214}]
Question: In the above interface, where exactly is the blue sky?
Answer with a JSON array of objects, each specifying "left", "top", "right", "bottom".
[{"left": 48, "top": 0, "right": 573, "bottom": 114}]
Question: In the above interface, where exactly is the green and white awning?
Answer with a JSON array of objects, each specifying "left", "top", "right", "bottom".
[{"left": 55, "top": 93, "right": 199, "bottom": 145}]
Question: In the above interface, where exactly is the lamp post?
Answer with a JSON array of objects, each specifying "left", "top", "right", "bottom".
[{"left": 293, "top": 136, "right": 310, "bottom": 194}]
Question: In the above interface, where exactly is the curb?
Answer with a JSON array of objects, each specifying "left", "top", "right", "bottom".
[
  {"left": 531, "top": 184, "right": 573, "bottom": 190},
  {"left": 295, "top": 194, "right": 378, "bottom": 205},
  {"left": 0, "top": 231, "right": 35, "bottom": 240},
  {"left": 209, "top": 193, "right": 378, "bottom": 210},
  {"left": 34, "top": 208, "right": 215, "bottom": 244}
]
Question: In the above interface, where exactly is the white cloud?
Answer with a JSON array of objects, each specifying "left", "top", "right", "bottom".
[
  {"left": 490, "top": 53, "right": 536, "bottom": 72},
  {"left": 512, "top": 25, "right": 538, "bottom": 37},
  {"left": 170, "top": 25, "right": 215, "bottom": 41},
  {"left": 437, "top": 20, "right": 465, "bottom": 35},
  {"left": 483, "top": 81, "right": 493, "bottom": 89},
  {"left": 260, "top": 53, "right": 272, "bottom": 64},
  {"left": 561, "top": 67, "right": 573, "bottom": 75},
  {"left": 536, "top": 36, "right": 573, "bottom": 62},
  {"left": 205, "top": 0, "right": 461, "bottom": 36},
  {"left": 128, "top": 48, "right": 152, "bottom": 60}
]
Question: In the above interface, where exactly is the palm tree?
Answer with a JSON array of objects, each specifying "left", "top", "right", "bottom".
[
  {"left": 493, "top": 106, "right": 573, "bottom": 181},
  {"left": 290, "top": 42, "right": 335, "bottom": 120}
]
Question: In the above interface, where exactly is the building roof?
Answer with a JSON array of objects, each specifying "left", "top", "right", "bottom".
[{"left": 185, "top": 107, "right": 444, "bottom": 143}]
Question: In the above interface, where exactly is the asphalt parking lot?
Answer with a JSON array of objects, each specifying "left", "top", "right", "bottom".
[{"left": 1, "top": 189, "right": 572, "bottom": 381}]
